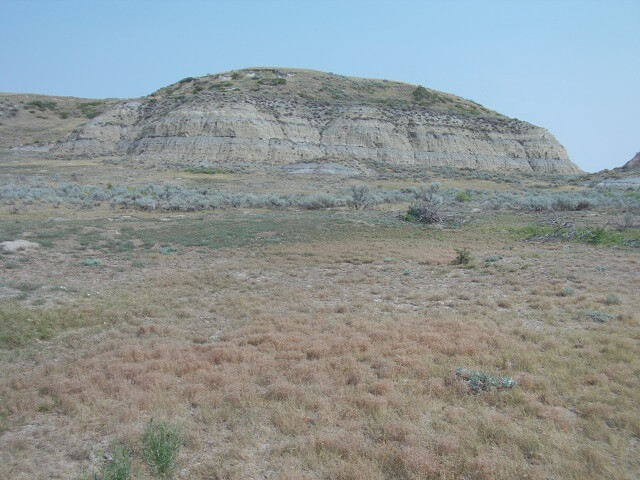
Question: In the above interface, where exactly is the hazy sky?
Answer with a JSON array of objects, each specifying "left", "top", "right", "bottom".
[{"left": 1, "top": 0, "right": 638, "bottom": 172}]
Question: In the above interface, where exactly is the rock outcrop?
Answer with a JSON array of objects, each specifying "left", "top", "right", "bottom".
[
  {"left": 621, "top": 152, "right": 640, "bottom": 172},
  {"left": 50, "top": 68, "right": 581, "bottom": 173}
]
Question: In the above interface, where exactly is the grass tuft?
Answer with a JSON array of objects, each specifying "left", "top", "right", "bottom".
[{"left": 142, "top": 419, "right": 181, "bottom": 479}]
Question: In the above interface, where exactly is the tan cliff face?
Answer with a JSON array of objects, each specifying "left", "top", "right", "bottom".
[{"left": 48, "top": 68, "right": 580, "bottom": 173}]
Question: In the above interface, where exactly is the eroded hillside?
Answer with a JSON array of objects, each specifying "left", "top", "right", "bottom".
[{"left": 41, "top": 68, "right": 580, "bottom": 173}]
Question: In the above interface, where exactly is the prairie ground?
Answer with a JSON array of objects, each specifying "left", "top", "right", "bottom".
[{"left": 1, "top": 157, "right": 639, "bottom": 479}]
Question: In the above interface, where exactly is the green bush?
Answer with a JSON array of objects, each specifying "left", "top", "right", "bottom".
[
  {"left": 455, "top": 191, "right": 472, "bottom": 202},
  {"left": 586, "top": 227, "right": 624, "bottom": 245},
  {"left": 412, "top": 85, "right": 445, "bottom": 104},
  {"left": 142, "top": 419, "right": 181, "bottom": 479},
  {"left": 604, "top": 294, "right": 621, "bottom": 305},
  {"left": 403, "top": 182, "right": 442, "bottom": 224},
  {"left": 412, "top": 85, "right": 429, "bottom": 100},
  {"left": 451, "top": 248, "right": 472, "bottom": 265}
]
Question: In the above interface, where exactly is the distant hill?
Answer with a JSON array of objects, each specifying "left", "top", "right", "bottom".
[
  {"left": 2, "top": 68, "right": 581, "bottom": 173},
  {"left": 0, "top": 93, "right": 116, "bottom": 149},
  {"left": 620, "top": 152, "right": 640, "bottom": 172}
]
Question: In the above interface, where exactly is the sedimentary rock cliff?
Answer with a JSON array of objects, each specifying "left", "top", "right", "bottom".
[
  {"left": 50, "top": 68, "right": 580, "bottom": 173},
  {"left": 621, "top": 152, "right": 640, "bottom": 172}
]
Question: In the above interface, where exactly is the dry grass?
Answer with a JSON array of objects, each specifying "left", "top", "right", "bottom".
[
  {"left": 0, "top": 202, "right": 639, "bottom": 478},
  {"left": 1, "top": 81, "right": 638, "bottom": 478}
]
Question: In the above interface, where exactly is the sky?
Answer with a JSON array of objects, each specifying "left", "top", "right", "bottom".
[{"left": 1, "top": 0, "right": 638, "bottom": 173}]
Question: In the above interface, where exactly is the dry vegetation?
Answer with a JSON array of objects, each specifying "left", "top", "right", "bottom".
[
  {"left": 1, "top": 155, "right": 639, "bottom": 479},
  {"left": 0, "top": 94, "right": 115, "bottom": 149}
]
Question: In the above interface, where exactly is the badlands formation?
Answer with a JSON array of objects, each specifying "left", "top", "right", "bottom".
[{"left": 47, "top": 68, "right": 580, "bottom": 173}]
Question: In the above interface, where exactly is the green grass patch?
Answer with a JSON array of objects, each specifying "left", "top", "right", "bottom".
[
  {"left": 209, "top": 81, "right": 233, "bottom": 90},
  {"left": 143, "top": 419, "right": 181, "bottom": 479},
  {"left": 0, "top": 303, "right": 99, "bottom": 347},
  {"left": 1, "top": 211, "right": 454, "bottom": 259},
  {"left": 183, "top": 167, "right": 230, "bottom": 175},
  {"left": 455, "top": 191, "right": 473, "bottom": 202},
  {"left": 584, "top": 227, "right": 625, "bottom": 245},
  {"left": 78, "top": 101, "right": 105, "bottom": 119},
  {"left": 412, "top": 85, "right": 446, "bottom": 104},
  {"left": 25, "top": 100, "right": 57, "bottom": 111},
  {"left": 258, "top": 77, "right": 286, "bottom": 86},
  {"left": 85, "top": 442, "right": 131, "bottom": 480},
  {"left": 516, "top": 224, "right": 638, "bottom": 247}
]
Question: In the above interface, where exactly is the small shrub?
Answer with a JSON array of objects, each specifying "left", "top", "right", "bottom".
[
  {"left": 412, "top": 85, "right": 428, "bottom": 99},
  {"left": 455, "top": 368, "right": 516, "bottom": 392},
  {"left": 159, "top": 246, "right": 177, "bottom": 254},
  {"left": 451, "top": 248, "right": 472, "bottom": 265},
  {"left": 81, "top": 258, "right": 103, "bottom": 266},
  {"left": 455, "top": 191, "right": 472, "bottom": 202},
  {"left": 403, "top": 182, "right": 442, "bottom": 224},
  {"left": 349, "top": 184, "right": 370, "bottom": 210},
  {"left": 604, "top": 294, "right": 621, "bottom": 305},
  {"left": 412, "top": 85, "right": 446, "bottom": 104},
  {"left": 142, "top": 419, "right": 181, "bottom": 479}
]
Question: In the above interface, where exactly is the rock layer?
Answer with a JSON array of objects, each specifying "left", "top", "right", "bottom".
[{"left": 51, "top": 68, "right": 580, "bottom": 173}]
